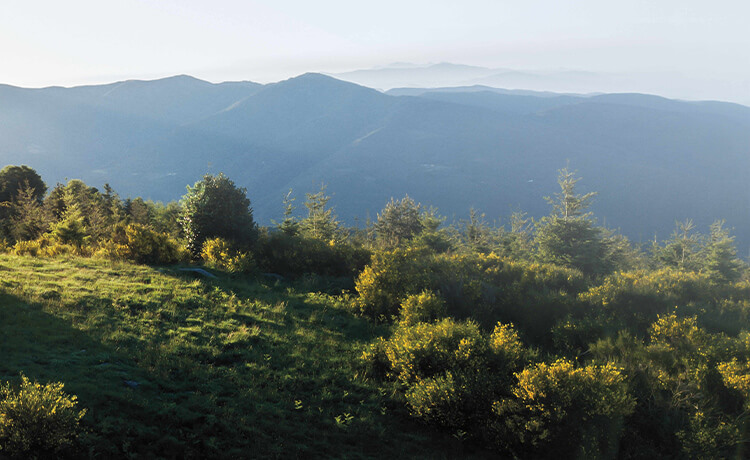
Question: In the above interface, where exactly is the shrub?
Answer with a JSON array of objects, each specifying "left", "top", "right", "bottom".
[
  {"left": 201, "top": 237, "right": 255, "bottom": 273},
  {"left": 384, "top": 319, "right": 489, "bottom": 385},
  {"left": 12, "top": 236, "right": 84, "bottom": 258},
  {"left": 399, "top": 291, "right": 446, "bottom": 326},
  {"left": 494, "top": 359, "right": 635, "bottom": 457},
  {"left": 353, "top": 246, "right": 434, "bottom": 321},
  {"left": 254, "top": 231, "right": 370, "bottom": 278},
  {"left": 97, "top": 223, "right": 185, "bottom": 265},
  {"left": 0, "top": 375, "right": 86, "bottom": 458},
  {"left": 364, "top": 319, "right": 528, "bottom": 438}
]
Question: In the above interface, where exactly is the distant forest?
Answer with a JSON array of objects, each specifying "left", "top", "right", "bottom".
[{"left": 0, "top": 162, "right": 749, "bottom": 458}]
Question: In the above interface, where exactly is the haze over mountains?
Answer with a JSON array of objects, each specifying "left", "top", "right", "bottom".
[
  {"left": 1, "top": 71, "right": 748, "bottom": 254},
  {"left": 331, "top": 63, "right": 750, "bottom": 107}
]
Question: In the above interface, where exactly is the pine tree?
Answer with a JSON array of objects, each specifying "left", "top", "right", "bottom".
[
  {"left": 535, "top": 166, "right": 612, "bottom": 276},
  {"left": 701, "top": 220, "right": 744, "bottom": 283},
  {"left": 299, "top": 184, "right": 340, "bottom": 242}
]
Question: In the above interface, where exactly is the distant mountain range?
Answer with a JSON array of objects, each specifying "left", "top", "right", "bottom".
[
  {"left": 1, "top": 73, "right": 748, "bottom": 254},
  {"left": 330, "top": 63, "right": 750, "bottom": 107}
]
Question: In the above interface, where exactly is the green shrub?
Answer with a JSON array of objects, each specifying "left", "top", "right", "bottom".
[
  {"left": 494, "top": 359, "right": 635, "bottom": 457},
  {"left": 354, "top": 248, "right": 586, "bottom": 330},
  {"left": 255, "top": 231, "right": 370, "bottom": 278},
  {"left": 0, "top": 375, "right": 86, "bottom": 458},
  {"left": 399, "top": 291, "right": 446, "bottom": 326},
  {"left": 364, "top": 318, "right": 528, "bottom": 439},
  {"left": 201, "top": 237, "right": 255, "bottom": 273},
  {"left": 353, "top": 246, "right": 434, "bottom": 321},
  {"left": 12, "top": 236, "right": 84, "bottom": 258},
  {"left": 97, "top": 223, "right": 185, "bottom": 265}
]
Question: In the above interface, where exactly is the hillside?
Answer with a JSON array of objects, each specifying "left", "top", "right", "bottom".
[
  {"left": 0, "top": 74, "right": 748, "bottom": 253},
  {"left": 0, "top": 254, "right": 483, "bottom": 458}
]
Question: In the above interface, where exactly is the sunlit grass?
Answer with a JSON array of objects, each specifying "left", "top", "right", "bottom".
[{"left": 0, "top": 254, "right": 485, "bottom": 458}]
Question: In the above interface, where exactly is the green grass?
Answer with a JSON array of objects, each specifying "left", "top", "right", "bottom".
[{"left": 0, "top": 254, "right": 489, "bottom": 458}]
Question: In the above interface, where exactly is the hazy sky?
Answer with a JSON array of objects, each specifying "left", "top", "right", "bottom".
[{"left": 1, "top": 0, "right": 748, "bottom": 101}]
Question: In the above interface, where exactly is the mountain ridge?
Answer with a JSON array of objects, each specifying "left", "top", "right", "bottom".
[{"left": 1, "top": 73, "right": 748, "bottom": 254}]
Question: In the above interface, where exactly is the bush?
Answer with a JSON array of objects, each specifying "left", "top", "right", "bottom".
[
  {"left": 12, "top": 236, "right": 84, "bottom": 258},
  {"left": 353, "top": 246, "right": 435, "bottom": 321},
  {"left": 354, "top": 248, "right": 586, "bottom": 329},
  {"left": 399, "top": 291, "right": 446, "bottom": 326},
  {"left": 363, "top": 318, "right": 528, "bottom": 439},
  {"left": 254, "top": 230, "right": 370, "bottom": 278},
  {"left": 96, "top": 223, "right": 185, "bottom": 265},
  {"left": 578, "top": 269, "right": 732, "bottom": 334},
  {"left": 0, "top": 375, "right": 86, "bottom": 458},
  {"left": 384, "top": 319, "right": 489, "bottom": 385},
  {"left": 494, "top": 359, "right": 635, "bottom": 457},
  {"left": 201, "top": 237, "right": 255, "bottom": 273}
]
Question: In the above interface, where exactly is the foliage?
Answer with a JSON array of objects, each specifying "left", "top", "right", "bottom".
[
  {"left": 399, "top": 291, "right": 447, "bottom": 326},
  {"left": 180, "top": 173, "right": 257, "bottom": 257},
  {"left": 363, "top": 318, "right": 526, "bottom": 434},
  {"left": 201, "top": 237, "right": 255, "bottom": 273},
  {"left": 353, "top": 246, "right": 434, "bottom": 321},
  {"left": 96, "top": 223, "right": 185, "bottom": 265},
  {"left": 0, "top": 165, "right": 46, "bottom": 204},
  {"left": 11, "top": 235, "right": 84, "bottom": 258},
  {"left": 255, "top": 230, "right": 371, "bottom": 278},
  {"left": 494, "top": 359, "right": 634, "bottom": 457},
  {"left": 375, "top": 195, "right": 424, "bottom": 248},
  {"left": 298, "top": 184, "right": 341, "bottom": 242},
  {"left": 0, "top": 374, "right": 86, "bottom": 458}
]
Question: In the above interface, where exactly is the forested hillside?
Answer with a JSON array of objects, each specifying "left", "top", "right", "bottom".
[
  {"left": 0, "top": 163, "right": 748, "bottom": 458},
  {"left": 1, "top": 74, "right": 748, "bottom": 254}
]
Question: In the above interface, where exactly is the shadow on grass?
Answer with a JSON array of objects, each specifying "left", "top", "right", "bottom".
[{"left": 0, "top": 266, "right": 492, "bottom": 459}]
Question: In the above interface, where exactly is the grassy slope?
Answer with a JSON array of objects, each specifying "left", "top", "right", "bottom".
[{"left": 0, "top": 255, "right": 483, "bottom": 459}]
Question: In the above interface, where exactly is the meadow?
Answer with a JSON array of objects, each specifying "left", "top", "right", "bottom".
[{"left": 0, "top": 254, "right": 485, "bottom": 458}]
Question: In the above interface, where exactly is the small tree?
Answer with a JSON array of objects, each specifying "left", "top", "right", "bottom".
[
  {"left": 535, "top": 167, "right": 612, "bottom": 276},
  {"left": 652, "top": 220, "right": 703, "bottom": 271},
  {"left": 180, "top": 173, "right": 257, "bottom": 257},
  {"left": 275, "top": 189, "right": 299, "bottom": 236},
  {"left": 10, "top": 183, "right": 49, "bottom": 241},
  {"left": 299, "top": 184, "right": 340, "bottom": 242},
  {"left": 701, "top": 220, "right": 744, "bottom": 283},
  {"left": 375, "top": 195, "right": 424, "bottom": 248}
]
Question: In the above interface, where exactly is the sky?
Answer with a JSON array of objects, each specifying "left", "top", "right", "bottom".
[{"left": 1, "top": 0, "right": 748, "bottom": 103}]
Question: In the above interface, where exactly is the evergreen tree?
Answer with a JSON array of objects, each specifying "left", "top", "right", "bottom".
[
  {"left": 299, "top": 184, "right": 340, "bottom": 242},
  {"left": 652, "top": 220, "right": 703, "bottom": 271},
  {"left": 375, "top": 196, "right": 424, "bottom": 248},
  {"left": 275, "top": 189, "right": 299, "bottom": 236},
  {"left": 10, "top": 183, "right": 49, "bottom": 241},
  {"left": 535, "top": 167, "right": 612, "bottom": 276},
  {"left": 701, "top": 220, "right": 744, "bottom": 283}
]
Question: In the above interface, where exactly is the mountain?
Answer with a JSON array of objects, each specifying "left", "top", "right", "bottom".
[{"left": 0, "top": 74, "right": 748, "bottom": 254}]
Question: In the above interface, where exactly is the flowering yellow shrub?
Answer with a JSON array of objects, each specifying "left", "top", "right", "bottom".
[
  {"left": 498, "top": 359, "right": 634, "bottom": 456},
  {"left": 201, "top": 237, "right": 255, "bottom": 273},
  {"left": 0, "top": 375, "right": 86, "bottom": 457},
  {"left": 399, "top": 291, "right": 446, "bottom": 326}
]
